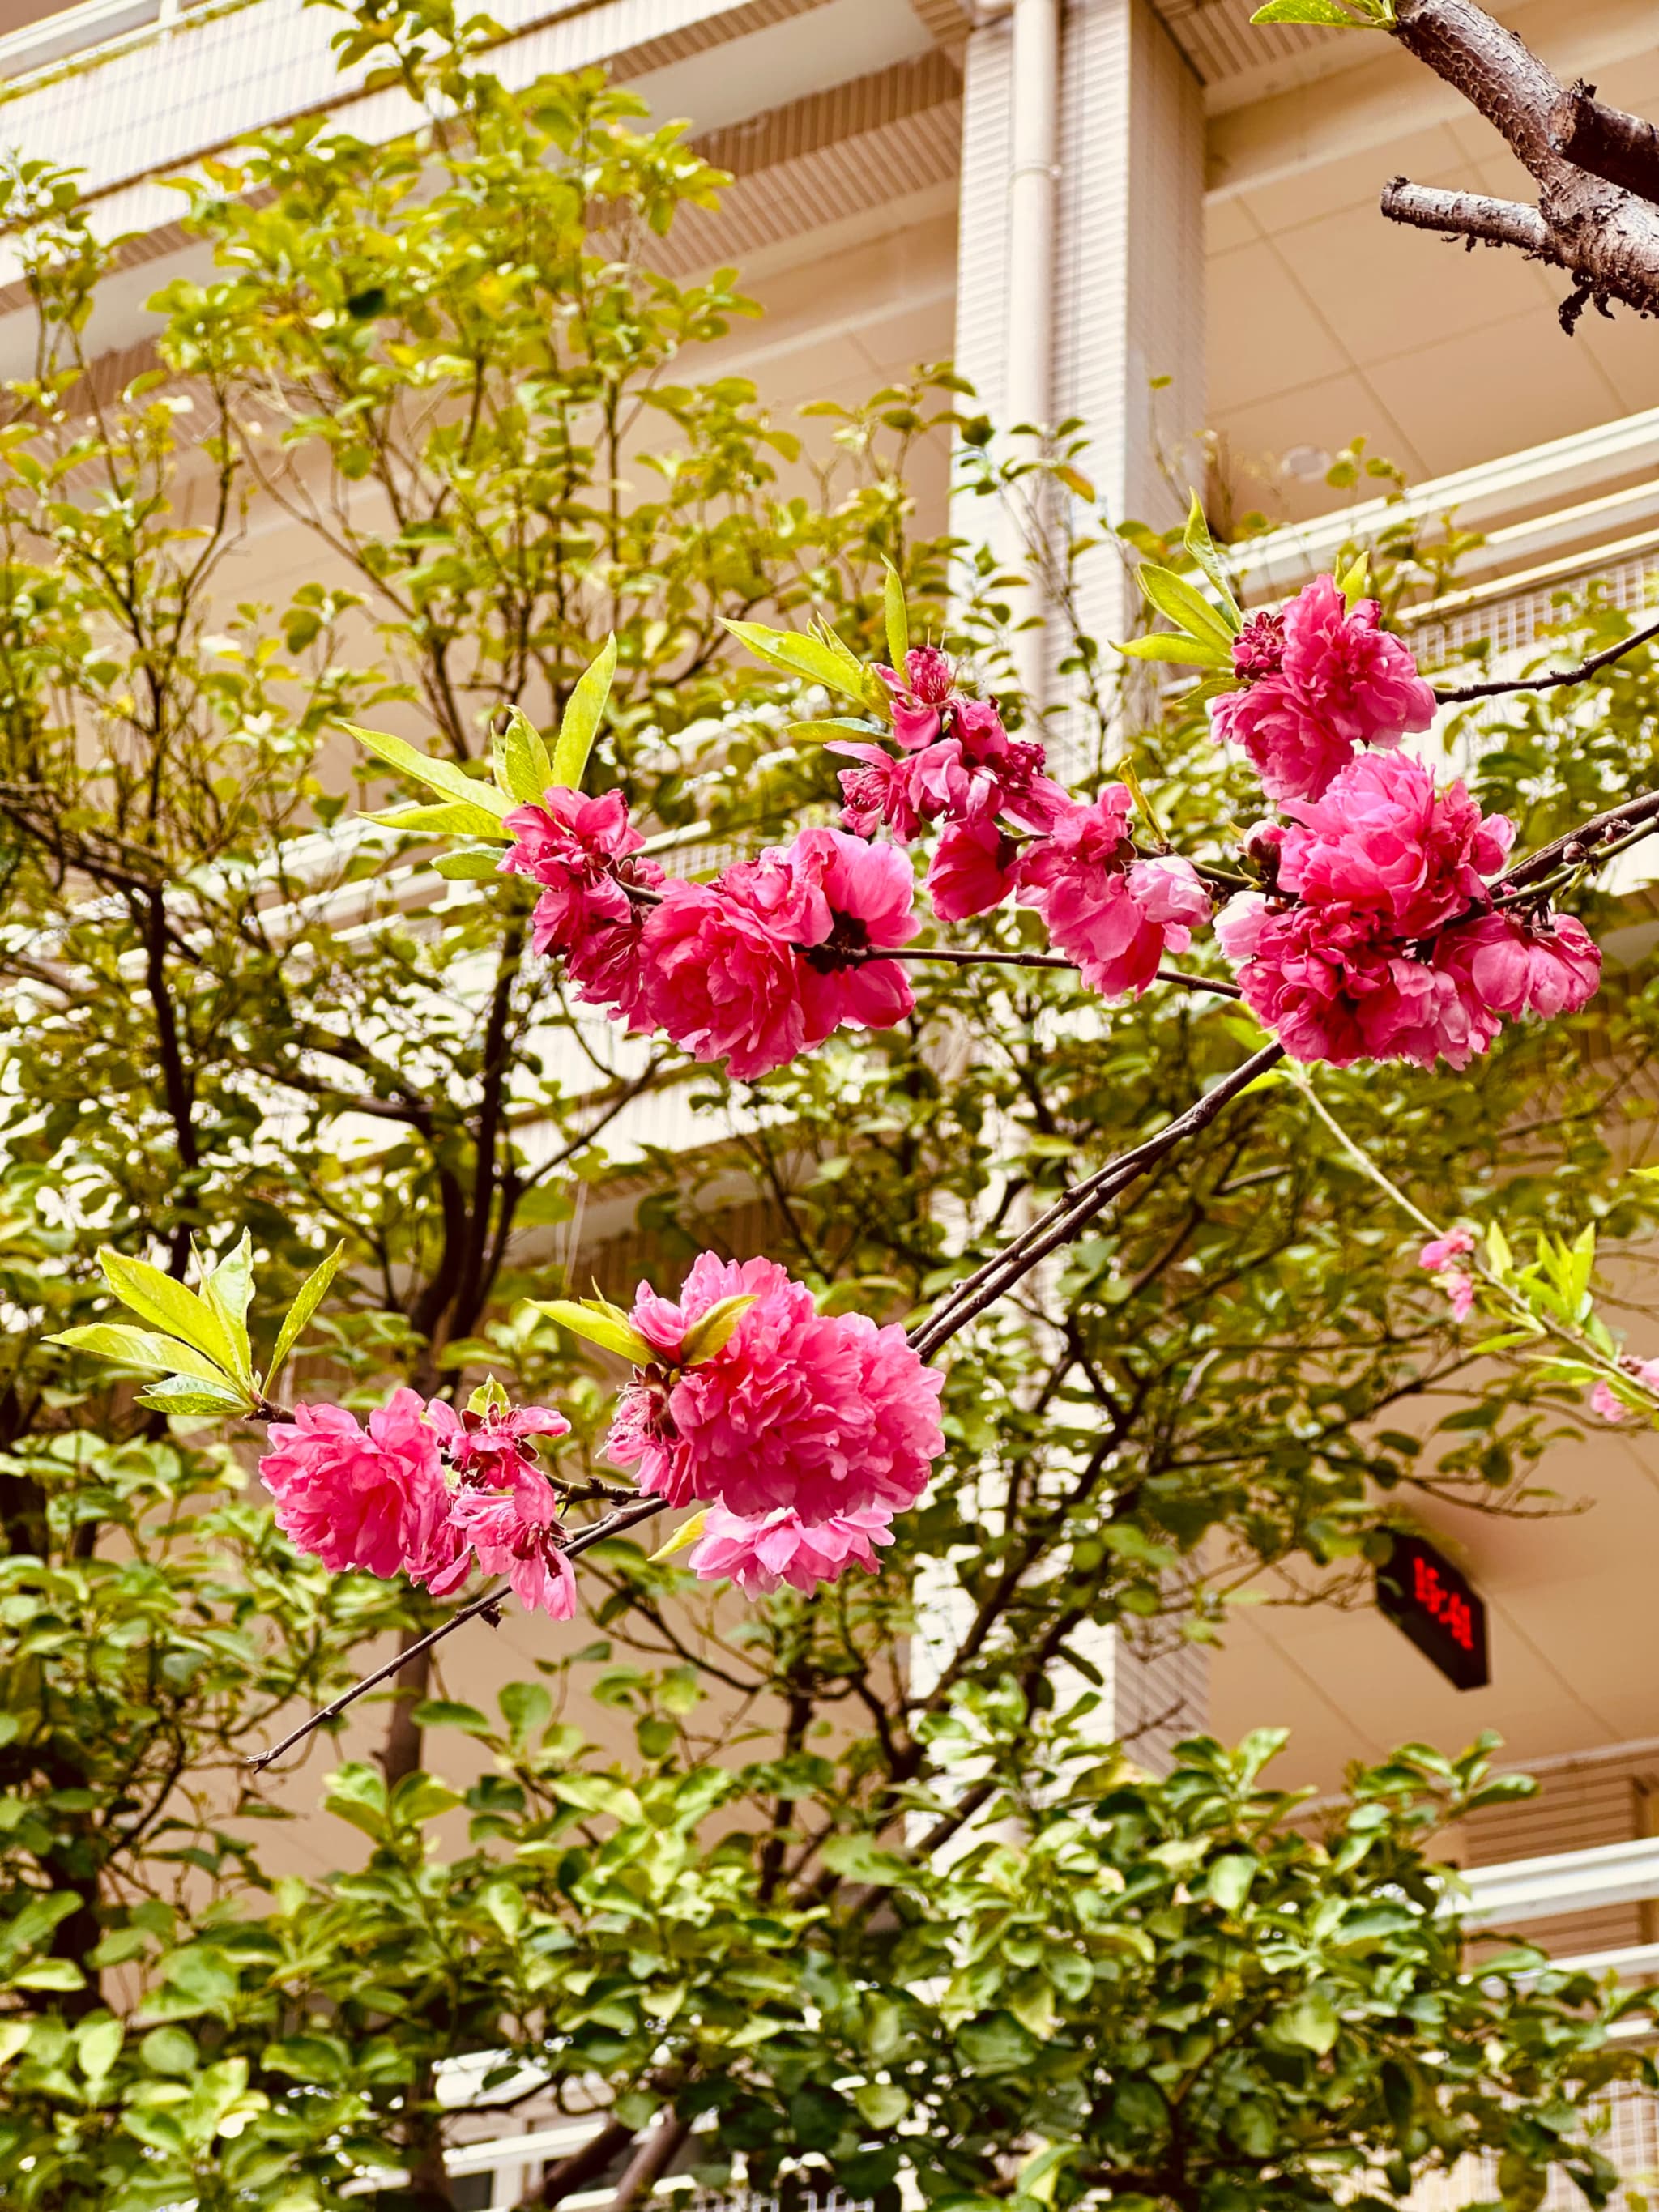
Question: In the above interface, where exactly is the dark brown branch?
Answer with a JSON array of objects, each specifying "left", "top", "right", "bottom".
[
  {"left": 1551, "top": 79, "right": 1659, "bottom": 205},
  {"left": 1384, "top": 0, "right": 1659, "bottom": 323},
  {"left": 247, "top": 1494, "right": 668, "bottom": 1773},
  {"left": 607, "top": 2112, "right": 690, "bottom": 2212},
  {"left": 531, "top": 2118, "right": 636, "bottom": 2210},
  {"left": 1435, "top": 614, "right": 1659, "bottom": 704}
]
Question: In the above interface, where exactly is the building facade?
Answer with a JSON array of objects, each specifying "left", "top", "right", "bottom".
[{"left": 4, "top": 0, "right": 1659, "bottom": 2201}]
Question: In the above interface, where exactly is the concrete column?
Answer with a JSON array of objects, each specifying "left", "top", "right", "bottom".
[
  {"left": 950, "top": 0, "right": 1209, "bottom": 1767},
  {"left": 953, "top": 0, "right": 1207, "bottom": 665}
]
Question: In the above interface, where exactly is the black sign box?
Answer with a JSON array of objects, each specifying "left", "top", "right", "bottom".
[{"left": 1375, "top": 1531, "right": 1490, "bottom": 1691}]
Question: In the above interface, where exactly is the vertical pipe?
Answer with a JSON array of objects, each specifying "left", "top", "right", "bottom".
[{"left": 1002, "top": 0, "right": 1060, "bottom": 710}]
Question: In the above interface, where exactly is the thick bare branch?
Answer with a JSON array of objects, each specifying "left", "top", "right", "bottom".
[
  {"left": 1384, "top": 0, "right": 1659, "bottom": 323},
  {"left": 1551, "top": 79, "right": 1659, "bottom": 206},
  {"left": 1380, "top": 181, "right": 1554, "bottom": 258}
]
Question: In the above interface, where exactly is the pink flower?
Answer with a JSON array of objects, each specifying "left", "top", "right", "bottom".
[
  {"left": 1419, "top": 1228, "right": 1474, "bottom": 1273},
  {"left": 637, "top": 880, "right": 812, "bottom": 1080},
  {"left": 688, "top": 1502, "right": 895, "bottom": 1596},
  {"left": 1592, "top": 1379, "right": 1627, "bottom": 1423},
  {"left": 834, "top": 743, "right": 925, "bottom": 842},
  {"left": 785, "top": 826, "right": 920, "bottom": 1041},
  {"left": 1231, "top": 610, "right": 1286, "bottom": 681},
  {"left": 927, "top": 817, "right": 1019, "bottom": 921},
  {"left": 1017, "top": 792, "right": 1209, "bottom": 998},
  {"left": 425, "top": 1398, "right": 570, "bottom": 1487},
  {"left": 876, "top": 646, "right": 968, "bottom": 751},
  {"left": 1280, "top": 576, "right": 1438, "bottom": 748},
  {"left": 501, "top": 787, "right": 664, "bottom": 1018},
  {"left": 1277, "top": 753, "right": 1513, "bottom": 937},
  {"left": 1442, "top": 1272, "right": 1477, "bottom": 1321},
  {"left": 1436, "top": 910, "right": 1601, "bottom": 1021},
  {"left": 1210, "top": 679, "right": 1357, "bottom": 806},
  {"left": 260, "top": 1387, "right": 458, "bottom": 1584},
  {"left": 444, "top": 1468, "right": 577, "bottom": 1618},
  {"left": 637, "top": 830, "right": 919, "bottom": 1079},
  {"left": 1216, "top": 894, "right": 1501, "bottom": 1070},
  {"left": 604, "top": 1253, "right": 945, "bottom": 1523}
]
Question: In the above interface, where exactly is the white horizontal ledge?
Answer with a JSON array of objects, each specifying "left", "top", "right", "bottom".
[{"left": 1457, "top": 1835, "right": 1659, "bottom": 1930}]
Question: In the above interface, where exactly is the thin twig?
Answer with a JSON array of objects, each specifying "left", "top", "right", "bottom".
[
  {"left": 1435, "top": 615, "right": 1659, "bottom": 704},
  {"left": 859, "top": 945, "right": 1241, "bottom": 995},
  {"left": 247, "top": 1494, "right": 668, "bottom": 1773}
]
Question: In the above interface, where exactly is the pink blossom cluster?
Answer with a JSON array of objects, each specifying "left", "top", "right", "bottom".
[
  {"left": 1210, "top": 576, "right": 1438, "bottom": 804},
  {"left": 1216, "top": 752, "right": 1600, "bottom": 1068},
  {"left": 605, "top": 1251, "right": 945, "bottom": 1594},
  {"left": 502, "top": 794, "right": 923, "bottom": 1081},
  {"left": 259, "top": 1389, "right": 578, "bottom": 1618},
  {"left": 1418, "top": 1225, "right": 1478, "bottom": 1322}
]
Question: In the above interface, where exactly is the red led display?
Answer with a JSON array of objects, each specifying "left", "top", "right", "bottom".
[{"left": 1375, "top": 1532, "right": 1490, "bottom": 1691}]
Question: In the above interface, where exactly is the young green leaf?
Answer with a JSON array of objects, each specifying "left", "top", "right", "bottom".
[
  {"left": 1183, "top": 492, "right": 1243, "bottom": 624},
  {"left": 1118, "top": 633, "right": 1231, "bottom": 668},
  {"left": 96, "top": 1249, "right": 244, "bottom": 1376},
  {"left": 369, "top": 799, "right": 514, "bottom": 841},
  {"left": 266, "top": 1240, "right": 346, "bottom": 1394},
  {"left": 721, "top": 618, "right": 873, "bottom": 706},
  {"left": 1252, "top": 0, "right": 1365, "bottom": 23},
  {"left": 1338, "top": 553, "right": 1371, "bottom": 607},
  {"left": 47, "top": 1323, "right": 240, "bottom": 1389},
  {"left": 787, "top": 718, "right": 888, "bottom": 744},
  {"left": 527, "top": 1298, "right": 655, "bottom": 1366},
  {"left": 551, "top": 634, "right": 618, "bottom": 793},
  {"left": 649, "top": 1510, "right": 708, "bottom": 1563},
  {"left": 200, "top": 1232, "right": 254, "bottom": 1386},
  {"left": 346, "top": 723, "right": 512, "bottom": 818},
  {"left": 493, "top": 705, "right": 555, "bottom": 806},
  {"left": 882, "top": 560, "right": 909, "bottom": 673},
  {"left": 135, "top": 1374, "right": 258, "bottom": 1418},
  {"left": 680, "top": 1293, "right": 758, "bottom": 1366},
  {"left": 1136, "top": 563, "right": 1239, "bottom": 650},
  {"left": 434, "top": 846, "right": 510, "bottom": 879}
]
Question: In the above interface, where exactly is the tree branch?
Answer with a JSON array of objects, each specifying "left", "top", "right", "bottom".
[
  {"left": 1551, "top": 79, "right": 1659, "bottom": 204},
  {"left": 1381, "top": 181, "right": 1554, "bottom": 258},
  {"left": 1435, "top": 614, "right": 1659, "bottom": 704},
  {"left": 1384, "top": 0, "right": 1659, "bottom": 324}
]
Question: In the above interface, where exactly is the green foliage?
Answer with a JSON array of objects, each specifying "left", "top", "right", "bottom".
[{"left": 2, "top": 0, "right": 1659, "bottom": 2205}]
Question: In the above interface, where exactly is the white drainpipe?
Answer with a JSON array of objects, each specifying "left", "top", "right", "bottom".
[{"left": 976, "top": 0, "right": 1061, "bottom": 708}]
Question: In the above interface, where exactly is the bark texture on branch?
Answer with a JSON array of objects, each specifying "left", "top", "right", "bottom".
[{"left": 1384, "top": 0, "right": 1659, "bottom": 325}]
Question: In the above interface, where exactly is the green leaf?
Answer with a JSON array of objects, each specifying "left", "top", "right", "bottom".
[
  {"left": 369, "top": 799, "right": 514, "bottom": 840},
  {"left": 412, "top": 1699, "right": 494, "bottom": 1737},
  {"left": 680, "top": 1293, "right": 757, "bottom": 1366},
  {"left": 882, "top": 560, "right": 909, "bottom": 672},
  {"left": 0, "top": 2022, "right": 29, "bottom": 2068},
  {"left": 493, "top": 705, "right": 555, "bottom": 805},
  {"left": 135, "top": 1375, "right": 255, "bottom": 1418},
  {"left": 1277, "top": 1988, "right": 1340, "bottom": 2054},
  {"left": 435, "top": 846, "right": 510, "bottom": 879},
  {"left": 76, "top": 2018, "right": 123, "bottom": 2082},
  {"left": 266, "top": 1241, "right": 345, "bottom": 1394},
  {"left": 1137, "top": 563, "right": 1239, "bottom": 649},
  {"left": 721, "top": 617, "right": 873, "bottom": 706},
  {"left": 1205, "top": 1851, "right": 1257, "bottom": 1911},
  {"left": 649, "top": 1511, "right": 707, "bottom": 1563},
  {"left": 1183, "top": 492, "right": 1243, "bottom": 623},
  {"left": 48, "top": 1323, "right": 238, "bottom": 1388},
  {"left": 528, "top": 1298, "right": 655, "bottom": 1366},
  {"left": 1118, "top": 633, "right": 1231, "bottom": 669},
  {"left": 1338, "top": 553, "right": 1371, "bottom": 607},
  {"left": 1252, "top": 0, "right": 1364, "bottom": 20},
  {"left": 200, "top": 1231, "right": 254, "bottom": 1386},
  {"left": 96, "top": 1249, "right": 243, "bottom": 1376},
  {"left": 11, "top": 1958, "right": 85, "bottom": 1990},
  {"left": 855, "top": 2082, "right": 909, "bottom": 2129},
  {"left": 552, "top": 635, "right": 618, "bottom": 792},
  {"left": 787, "top": 718, "right": 887, "bottom": 744},
  {"left": 347, "top": 722, "right": 511, "bottom": 818}
]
